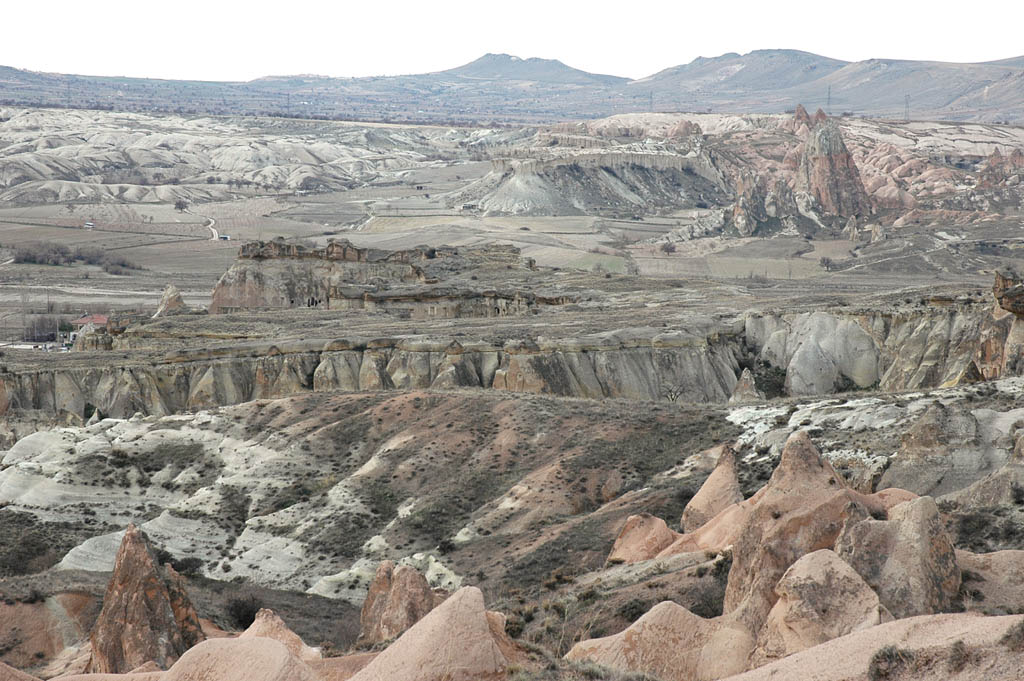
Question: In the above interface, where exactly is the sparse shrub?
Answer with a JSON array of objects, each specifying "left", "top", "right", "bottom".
[
  {"left": 868, "top": 645, "right": 914, "bottom": 680},
  {"left": 1000, "top": 619, "right": 1024, "bottom": 651},
  {"left": 21, "top": 588, "right": 45, "bottom": 604},
  {"left": 617, "top": 598, "right": 649, "bottom": 623},
  {"left": 11, "top": 241, "right": 142, "bottom": 274},
  {"left": 505, "top": 615, "right": 525, "bottom": 638},
  {"left": 688, "top": 581, "right": 724, "bottom": 619},
  {"left": 173, "top": 557, "right": 205, "bottom": 576},
  {"left": 659, "top": 242, "right": 677, "bottom": 255},
  {"left": 948, "top": 639, "right": 969, "bottom": 673},
  {"left": 225, "top": 594, "right": 263, "bottom": 629}
]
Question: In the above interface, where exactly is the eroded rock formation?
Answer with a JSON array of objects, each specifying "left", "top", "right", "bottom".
[
  {"left": 349, "top": 587, "right": 522, "bottom": 681},
  {"left": 162, "top": 638, "right": 318, "bottom": 681},
  {"left": 358, "top": 561, "right": 447, "bottom": 648},
  {"left": 796, "top": 121, "right": 871, "bottom": 218},
  {"left": 978, "top": 147, "right": 1024, "bottom": 188},
  {"left": 834, "top": 496, "right": 961, "bottom": 619},
  {"left": 152, "top": 285, "right": 191, "bottom": 319},
  {"left": 87, "top": 525, "right": 204, "bottom": 673},
  {"left": 565, "top": 601, "right": 753, "bottom": 681},
  {"left": 753, "top": 549, "right": 892, "bottom": 664},
  {"left": 238, "top": 610, "right": 320, "bottom": 662},
  {"left": 1, "top": 328, "right": 743, "bottom": 438},
  {"left": 681, "top": 444, "right": 743, "bottom": 532},
  {"left": 452, "top": 151, "right": 729, "bottom": 216},
  {"left": 209, "top": 239, "right": 537, "bottom": 317}
]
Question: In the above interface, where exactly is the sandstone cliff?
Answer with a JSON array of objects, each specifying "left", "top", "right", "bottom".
[
  {"left": 0, "top": 328, "right": 743, "bottom": 439},
  {"left": 4, "top": 291, "right": 1023, "bottom": 441},
  {"left": 209, "top": 239, "right": 542, "bottom": 317},
  {"left": 745, "top": 295, "right": 1016, "bottom": 395}
]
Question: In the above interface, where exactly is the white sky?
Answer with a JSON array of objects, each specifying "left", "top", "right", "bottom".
[{"left": 4, "top": 0, "right": 1023, "bottom": 82}]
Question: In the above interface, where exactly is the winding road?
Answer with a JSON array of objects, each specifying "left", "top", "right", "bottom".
[{"left": 183, "top": 208, "right": 219, "bottom": 240}]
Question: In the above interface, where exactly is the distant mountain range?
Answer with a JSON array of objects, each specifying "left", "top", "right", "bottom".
[{"left": 1, "top": 50, "right": 1022, "bottom": 125}]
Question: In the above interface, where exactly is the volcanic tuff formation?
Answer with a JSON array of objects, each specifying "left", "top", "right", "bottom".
[
  {"left": 564, "top": 429, "right": 1024, "bottom": 680},
  {"left": 87, "top": 524, "right": 204, "bottom": 673},
  {"left": 152, "top": 285, "right": 192, "bottom": 319},
  {"left": 3, "top": 273, "right": 1024, "bottom": 446},
  {"left": 357, "top": 560, "right": 447, "bottom": 647},
  {"left": 453, "top": 151, "right": 729, "bottom": 216},
  {"left": 5, "top": 370, "right": 1024, "bottom": 680},
  {"left": 795, "top": 120, "right": 872, "bottom": 218},
  {"left": 208, "top": 239, "right": 553, "bottom": 317},
  {"left": 3, "top": 70, "right": 1024, "bottom": 681}
]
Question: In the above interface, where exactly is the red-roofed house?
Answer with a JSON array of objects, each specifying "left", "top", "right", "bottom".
[{"left": 70, "top": 314, "right": 109, "bottom": 328}]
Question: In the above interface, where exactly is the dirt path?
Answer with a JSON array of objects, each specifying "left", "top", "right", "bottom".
[{"left": 184, "top": 209, "right": 219, "bottom": 240}]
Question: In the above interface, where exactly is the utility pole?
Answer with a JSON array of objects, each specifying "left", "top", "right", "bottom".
[
  {"left": 827, "top": 85, "right": 832, "bottom": 115},
  {"left": 904, "top": 94, "right": 910, "bottom": 123},
  {"left": 20, "top": 291, "right": 27, "bottom": 342},
  {"left": 649, "top": 90, "right": 654, "bottom": 113}
]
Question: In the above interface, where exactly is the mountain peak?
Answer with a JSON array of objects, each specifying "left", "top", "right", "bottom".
[{"left": 441, "top": 53, "right": 627, "bottom": 85}]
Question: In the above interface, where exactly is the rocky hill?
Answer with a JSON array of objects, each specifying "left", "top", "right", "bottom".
[
  {"left": 440, "top": 53, "right": 628, "bottom": 86},
  {"left": 3, "top": 49, "right": 1024, "bottom": 124},
  {"left": 634, "top": 49, "right": 849, "bottom": 94}
]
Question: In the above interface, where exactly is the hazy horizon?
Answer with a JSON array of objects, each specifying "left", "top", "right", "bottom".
[{"left": 3, "top": 0, "right": 1023, "bottom": 82}]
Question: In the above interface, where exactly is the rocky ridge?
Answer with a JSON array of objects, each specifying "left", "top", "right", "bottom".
[{"left": 3, "top": 275, "right": 1022, "bottom": 444}]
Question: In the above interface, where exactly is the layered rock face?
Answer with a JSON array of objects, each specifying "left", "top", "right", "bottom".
[
  {"left": 209, "top": 240, "right": 426, "bottom": 314},
  {"left": 745, "top": 291, "right": 1024, "bottom": 396},
  {"left": 994, "top": 269, "right": 1024, "bottom": 316},
  {"left": 5, "top": 279, "right": 1024, "bottom": 442},
  {"left": 796, "top": 121, "right": 872, "bottom": 218},
  {"left": 453, "top": 151, "right": 729, "bottom": 216},
  {"left": 0, "top": 329, "right": 743, "bottom": 436},
  {"left": 987, "top": 270, "right": 1024, "bottom": 376},
  {"left": 209, "top": 239, "right": 539, "bottom": 317},
  {"left": 87, "top": 524, "right": 204, "bottom": 673}
]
